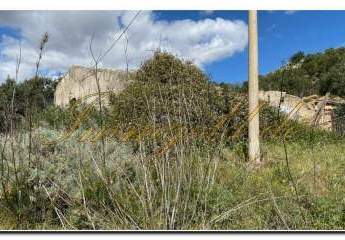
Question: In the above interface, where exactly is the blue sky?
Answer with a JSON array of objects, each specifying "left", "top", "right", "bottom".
[
  {"left": 157, "top": 10, "right": 345, "bottom": 83},
  {"left": 1, "top": 11, "right": 345, "bottom": 84}
]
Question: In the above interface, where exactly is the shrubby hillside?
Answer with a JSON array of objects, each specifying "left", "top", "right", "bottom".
[{"left": 243, "top": 48, "right": 345, "bottom": 98}]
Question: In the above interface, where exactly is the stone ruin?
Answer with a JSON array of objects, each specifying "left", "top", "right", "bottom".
[
  {"left": 54, "top": 65, "right": 131, "bottom": 107},
  {"left": 259, "top": 90, "right": 344, "bottom": 131}
]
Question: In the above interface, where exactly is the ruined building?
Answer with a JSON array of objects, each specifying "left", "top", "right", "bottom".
[
  {"left": 54, "top": 66, "right": 131, "bottom": 107},
  {"left": 259, "top": 90, "right": 344, "bottom": 130}
]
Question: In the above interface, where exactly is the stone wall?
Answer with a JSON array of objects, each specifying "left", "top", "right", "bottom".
[{"left": 54, "top": 66, "right": 131, "bottom": 107}]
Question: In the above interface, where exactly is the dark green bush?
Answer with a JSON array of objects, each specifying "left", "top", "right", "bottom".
[
  {"left": 0, "top": 76, "right": 57, "bottom": 132},
  {"left": 109, "top": 51, "right": 250, "bottom": 149},
  {"left": 135, "top": 51, "right": 208, "bottom": 85}
]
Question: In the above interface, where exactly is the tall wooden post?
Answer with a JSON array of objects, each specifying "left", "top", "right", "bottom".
[{"left": 248, "top": 10, "right": 260, "bottom": 163}]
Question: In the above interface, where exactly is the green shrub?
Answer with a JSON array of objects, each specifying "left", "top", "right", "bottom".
[
  {"left": 135, "top": 51, "right": 208, "bottom": 85},
  {"left": 109, "top": 51, "right": 249, "bottom": 149}
]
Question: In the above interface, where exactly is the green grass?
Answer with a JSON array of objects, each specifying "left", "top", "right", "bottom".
[{"left": 213, "top": 140, "right": 345, "bottom": 230}]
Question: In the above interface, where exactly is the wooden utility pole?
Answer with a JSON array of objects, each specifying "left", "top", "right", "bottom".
[{"left": 248, "top": 10, "right": 260, "bottom": 163}]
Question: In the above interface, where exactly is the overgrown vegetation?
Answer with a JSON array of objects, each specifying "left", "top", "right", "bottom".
[
  {"left": 0, "top": 51, "right": 344, "bottom": 230},
  {"left": 241, "top": 47, "right": 345, "bottom": 136},
  {"left": 109, "top": 52, "right": 333, "bottom": 147},
  {"left": 1, "top": 130, "right": 344, "bottom": 230}
]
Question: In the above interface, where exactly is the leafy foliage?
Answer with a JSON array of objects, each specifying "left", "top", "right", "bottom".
[
  {"left": 109, "top": 51, "right": 250, "bottom": 148},
  {"left": 258, "top": 47, "right": 345, "bottom": 97},
  {"left": 319, "top": 60, "right": 345, "bottom": 96},
  {"left": 0, "top": 76, "right": 57, "bottom": 132},
  {"left": 135, "top": 51, "right": 208, "bottom": 85}
]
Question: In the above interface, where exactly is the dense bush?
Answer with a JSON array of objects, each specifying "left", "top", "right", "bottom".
[
  {"left": 0, "top": 76, "right": 57, "bottom": 132},
  {"left": 109, "top": 51, "right": 249, "bottom": 149},
  {"left": 135, "top": 51, "right": 208, "bottom": 85}
]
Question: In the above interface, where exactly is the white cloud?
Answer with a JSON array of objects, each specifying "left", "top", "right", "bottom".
[{"left": 0, "top": 11, "right": 247, "bottom": 82}]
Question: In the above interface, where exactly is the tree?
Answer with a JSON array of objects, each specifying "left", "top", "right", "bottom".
[
  {"left": 289, "top": 51, "right": 305, "bottom": 64},
  {"left": 320, "top": 61, "right": 345, "bottom": 97}
]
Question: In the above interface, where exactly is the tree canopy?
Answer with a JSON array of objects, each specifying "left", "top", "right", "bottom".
[{"left": 258, "top": 47, "right": 345, "bottom": 97}]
